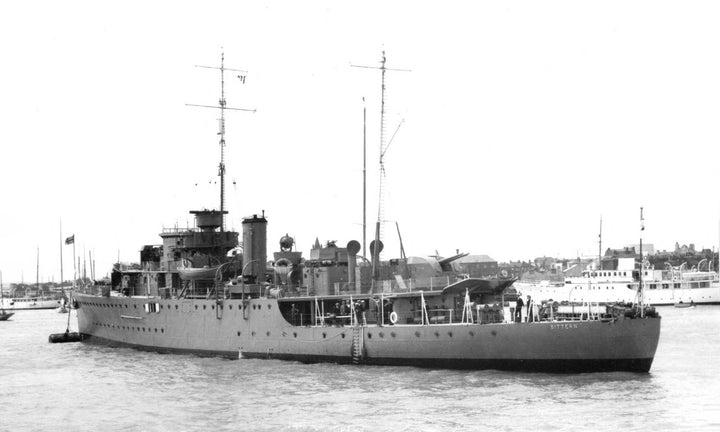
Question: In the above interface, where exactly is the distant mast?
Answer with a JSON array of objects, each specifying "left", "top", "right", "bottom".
[
  {"left": 36, "top": 246, "right": 39, "bottom": 296},
  {"left": 639, "top": 207, "right": 645, "bottom": 317},
  {"left": 187, "top": 50, "right": 255, "bottom": 230},
  {"left": 598, "top": 216, "right": 602, "bottom": 270},
  {"left": 59, "top": 220, "right": 64, "bottom": 293}
]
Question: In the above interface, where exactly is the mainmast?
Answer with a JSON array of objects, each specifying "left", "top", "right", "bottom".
[
  {"left": 187, "top": 50, "right": 255, "bottom": 230},
  {"left": 351, "top": 52, "right": 410, "bottom": 276},
  {"left": 363, "top": 98, "right": 367, "bottom": 260}
]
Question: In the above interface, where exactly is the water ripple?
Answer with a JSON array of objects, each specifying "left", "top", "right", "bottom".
[{"left": 2, "top": 307, "right": 720, "bottom": 431}]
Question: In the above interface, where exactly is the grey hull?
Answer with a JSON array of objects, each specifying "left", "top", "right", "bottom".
[{"left": 76, "top": 295, "right": 661, "bottom": 373}]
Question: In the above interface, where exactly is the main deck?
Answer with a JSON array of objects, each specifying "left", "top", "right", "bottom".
[{"left": 74, "top": 289, "right": 661, "bottom": 373}]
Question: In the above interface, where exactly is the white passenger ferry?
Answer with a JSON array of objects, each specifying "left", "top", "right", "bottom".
[{"left": 515, "top": 258, "right": 720, "bottom": 306}]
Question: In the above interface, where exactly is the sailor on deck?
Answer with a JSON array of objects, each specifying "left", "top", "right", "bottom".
[{"left": 515, "top": 294, "right": 524, "bottom": 323}]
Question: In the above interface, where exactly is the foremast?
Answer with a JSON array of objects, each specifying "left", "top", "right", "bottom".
[{"left": 187, "top": 50, "right": 255, "bottom": 231}]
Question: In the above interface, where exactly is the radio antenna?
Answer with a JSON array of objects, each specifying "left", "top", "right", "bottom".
[{"left": 187, "top": 50, "right": 255, "bottom": 231}]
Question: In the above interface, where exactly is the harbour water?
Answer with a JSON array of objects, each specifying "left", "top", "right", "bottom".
[{"left": 1, "top": 307, "right": 718, "bottom": 431}]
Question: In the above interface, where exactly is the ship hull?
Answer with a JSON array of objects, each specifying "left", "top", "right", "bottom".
[
  {"left": 75, "top": 294, "right": 661, "bottom": 373},
  {"left": 241, "top": 353, "right": 654, "bottom": 373}
]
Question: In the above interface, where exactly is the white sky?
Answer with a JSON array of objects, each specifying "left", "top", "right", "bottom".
[{"left": 1, "top": 1, "right": 719, "bottom": 283}]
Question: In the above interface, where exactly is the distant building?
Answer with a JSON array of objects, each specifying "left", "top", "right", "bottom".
[
  {"left": 625, "top": 244, "right": 655, "bottom": 256},
  {"left": 674, "top": 242, "right": 696, "bottom": 255},
  {"left": 498, "top": 261, "right": 534, "bottom": 279},
  {"left": 533, "top": 256, "right": 556, "bottom": 271},
  {"left": 453, "top": 254, "right": 498, "bottom": 278}
]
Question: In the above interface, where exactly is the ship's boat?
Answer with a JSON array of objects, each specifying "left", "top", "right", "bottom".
[{"left": 178, "top": 260, "right": 223, "bottom": 281}]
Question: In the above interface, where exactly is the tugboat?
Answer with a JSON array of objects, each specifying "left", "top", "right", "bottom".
[{"left": 72, "top": 54, "right": 661, "bottom": 373}]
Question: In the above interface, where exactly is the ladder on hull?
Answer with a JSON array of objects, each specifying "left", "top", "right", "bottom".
[{"left": 352, "top": 326, "right": 364, "bottom": 364}]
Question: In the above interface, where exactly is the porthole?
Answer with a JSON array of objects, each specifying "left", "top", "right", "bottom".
[
  {"left": 434, "top": 331, "right": 440, "bottom": 338},
  {"left": 161, "top": 329, "right": 164, "bottom": 333},
  {"left": 229, "top": 305, "right": 233, "bottom": 310},
  {"left": 251, "top": 331, "right": 256, "bottom": 336},
  {"left": 212, "top": 305, "right": 215, "bottom": 310},
  {"left": 322, "top": 333, "right": 327, "bottom": 338},
  {"left": 391, "top": 332, "right": 396, "bottom": 338},
  {"left": 267, "top": 304, "right": 271, "bottom": 310},
  {"left": 237, "top": 331, "right": 241, "bottom": 336},
  {"left": 368, "top": 333, "right": 372, "bottom": 339},
  {"left": 203, "top": 305, "right": 206, "bottom": 310},
  {"left": 448, "top": 332, "right": 453, "bottom": 337},
  {"left": 266, "top": 331, "right": 270, "bottom": 337},
  {"left": 195, "top": 305, "right": 198, "bottom": 310},
  {"left": 415, "top": 331, "right": 421, "bottom": 337},
  {"left": 293, "top": 332, "right": 297, "bottom": 338},
  {"left": 134, "top": 305, "right": 137, "bottom": 309},
  {"left": 469, "top": 331, "right": 475, "bottom": 337},
  {"left": 175, "top": 305, "right": 178, "bottom": 310},
  {"left": 341, "top": 333, "right": 346, "bottom": 339},
  {"left": 379, "top": 332, "right": 384, "bottom": 338}
]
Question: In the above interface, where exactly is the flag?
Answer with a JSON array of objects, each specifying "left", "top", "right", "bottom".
[{"left": 65, "top": 235, "right": 74, "bottom": 245}]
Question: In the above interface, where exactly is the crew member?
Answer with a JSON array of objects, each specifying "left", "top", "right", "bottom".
[{"left": 515, "top": 294, "right": 524, "bottom": 323}]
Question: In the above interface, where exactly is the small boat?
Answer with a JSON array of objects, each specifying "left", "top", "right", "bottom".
[
  {"left": 56, "top": 303, "right": 68, "bottom": 313},
  {"left": 48, "top": 330, "right": 83, "bottom": 343},
  {"left": 674, "top": 301, "right": 695, "bottom": 308},
  {"left": 1, "top": 270, "right": 15, "bottom": 320},
  {"left": 177, "top": 264, "right": 222, "bottom": 281}
]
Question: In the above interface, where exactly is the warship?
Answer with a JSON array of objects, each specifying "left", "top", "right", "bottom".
[{"left": 73, "top": 54, "right": 661, "bottom": 373}]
